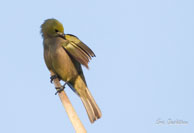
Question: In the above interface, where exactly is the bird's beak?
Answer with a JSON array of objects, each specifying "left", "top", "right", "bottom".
[{"left": 57, "top": 32, "right": 66, "bottom": 39}]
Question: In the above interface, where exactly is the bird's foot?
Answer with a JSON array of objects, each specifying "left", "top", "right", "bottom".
[
  {"left": 55, "top": 82, "right": 68, "bottom": 95},
  {"left": 50, "top": 75, "right": 60, "bottom": 83}
]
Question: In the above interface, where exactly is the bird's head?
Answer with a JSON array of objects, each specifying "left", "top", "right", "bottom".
[{"left": 41, "top": 19, "right": 65, "bottom": 38}]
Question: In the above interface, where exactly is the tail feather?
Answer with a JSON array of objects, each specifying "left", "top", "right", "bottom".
[
  {"left": 80, "top": 88, "right": 102, "bottom": 123},
  {"left": 85, "top": 88, "right": 102, "bottom": 119}
]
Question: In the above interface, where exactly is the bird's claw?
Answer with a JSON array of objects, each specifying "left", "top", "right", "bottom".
[
  {"left": 50, "top": 75, "right": 59, "bottom": 83},
  {"left": 55, "top": 82, "right": 68, "bottom": 95}
]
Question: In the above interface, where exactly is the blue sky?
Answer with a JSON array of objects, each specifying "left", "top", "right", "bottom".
[{"left": 0, "top": 0, "right": 193, "bottom": 132}]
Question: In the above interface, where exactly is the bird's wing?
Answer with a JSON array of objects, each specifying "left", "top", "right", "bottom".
[{"left": 61, "top": 34, "right": 95, "bottom": 69}]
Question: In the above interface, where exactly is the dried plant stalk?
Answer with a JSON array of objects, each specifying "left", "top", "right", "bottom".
[{"left": 50, "top": 71, "right": 87, "bottom": 133}]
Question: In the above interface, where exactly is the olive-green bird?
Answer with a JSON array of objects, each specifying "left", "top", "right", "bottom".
[{"left": 41, "top": 19, "right": 101, "bottom": 123}]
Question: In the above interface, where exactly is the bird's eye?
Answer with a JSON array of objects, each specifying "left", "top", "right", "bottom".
[{"left": 55, "top": 29, "right": 59, "bottom": 32}]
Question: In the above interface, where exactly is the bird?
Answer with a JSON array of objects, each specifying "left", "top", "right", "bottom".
[{"left": 41, "top": 18, "right": 101, "bottom": 123}]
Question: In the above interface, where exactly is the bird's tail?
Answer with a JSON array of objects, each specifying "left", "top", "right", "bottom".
[{"left": 80, "top": 87, "right": 102, "bottom": 123}]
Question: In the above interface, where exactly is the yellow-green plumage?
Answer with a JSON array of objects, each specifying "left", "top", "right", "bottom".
[{"left": 41, "top": 19, "right": 101, "bottom": 123}]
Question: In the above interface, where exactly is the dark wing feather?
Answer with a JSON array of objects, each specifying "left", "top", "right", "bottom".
[
  {"left": 61, "top": 34, "right": 95, "bottom": 69},
  {"left": 65, "top": 34, "right": 95, "bottom": 57}
]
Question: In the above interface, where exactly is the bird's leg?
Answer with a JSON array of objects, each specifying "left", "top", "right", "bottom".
[
  {"left": 50, "top": 74, "right": 60, "bottom": 83},
  {"left": 55, "top": 82, "right": 68, "bottom": 95}
]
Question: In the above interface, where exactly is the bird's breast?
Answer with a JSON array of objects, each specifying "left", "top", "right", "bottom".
[{"left": 50, "top": 43, "right": 78, "bottom": 82}]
